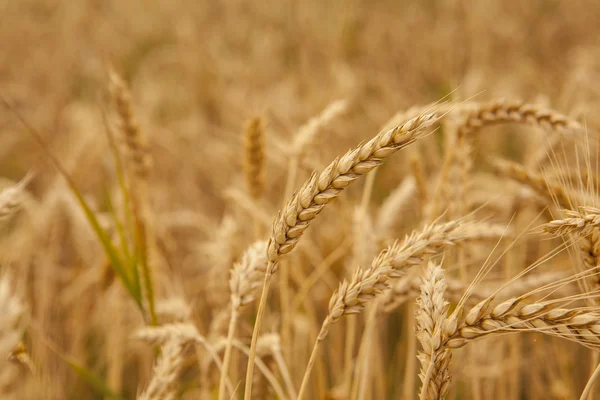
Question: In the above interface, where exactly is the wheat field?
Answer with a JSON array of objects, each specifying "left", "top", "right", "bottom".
[{"left": 2, "top": 1, "right": 600, "bottom": 399}]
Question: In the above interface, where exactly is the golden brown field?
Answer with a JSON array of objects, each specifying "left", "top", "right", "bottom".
[{"left": 2, "top": 0, "right": 600, "bottom": 399}]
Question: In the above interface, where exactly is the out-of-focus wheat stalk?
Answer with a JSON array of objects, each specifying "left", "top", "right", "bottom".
[
  {"left": 218, "top": 241, "right": 267, "bottom": 400},
  {"left": 108, "top": 66, "right": 156, "bottom": 324}
]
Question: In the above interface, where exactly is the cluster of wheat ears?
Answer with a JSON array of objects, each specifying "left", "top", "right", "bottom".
[{"left": 2, "top": 64, "right": 600, "bottom": 399}]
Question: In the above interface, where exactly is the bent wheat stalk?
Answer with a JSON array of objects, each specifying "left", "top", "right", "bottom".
[
  {"left": 297, "top": 219, "right": 476, "bottom": 399},
  {"left": 218, "top": 241, "right": 267, "bottom": 400},
  {"left": 244, "top": 113, "right": 439, "bottom": 398}
]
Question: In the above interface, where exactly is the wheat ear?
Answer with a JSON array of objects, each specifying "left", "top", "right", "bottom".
[
  {"left": 244, "top": 113, "right": 438, "bottom": 399},
  {"left": 138, "top": 340, "right": 186, "bottom": 400},
  {"left": 108, "top": 67, "right": 156, "bottom": 324},
  {"left": 544, "top": 209, "right": 600, "bottom": 295},
  {"left": 428, "top": 99, "right": 583, "bottom": 219},
  {"left": 218, "top": 241, "right": 267, "bottom": 400},
  {"left": 296, "top": 219, "right": 474, "bottom": 399},
  {"left": 444, "top": 297, "right": 600, "bottom": 350},
  {"left": 416, "top": 261, "right": 452, "bottom": 400},
  {"left": 135, "top": 323, "right": 235, "bottom": 395},
  {"left": 543, "top": 207, "right": 600, "bottom": 236},
  {"left": 244, "top": 117, "right": 266, "bottom": 200}
]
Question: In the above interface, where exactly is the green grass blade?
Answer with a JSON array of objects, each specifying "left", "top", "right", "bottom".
[{"left": 3, "top": 97, "right": 144, "bottom": 312}]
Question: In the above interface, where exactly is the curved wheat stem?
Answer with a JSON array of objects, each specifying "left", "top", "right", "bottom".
[
  {"left": 244, "top": 113, "right": 439, "bottom": 399},
  {"left": 219, "top": 241, "right": 267, "bottom": 400},
  {"left": 297, "top": 219, "right": 476, "bottom": 399}
]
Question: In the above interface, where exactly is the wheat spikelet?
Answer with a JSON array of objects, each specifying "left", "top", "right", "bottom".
[
  {"left": 244, "top": 117, "right": 266, "bottom": 200},
  {"left": 326, "top": 220, "right": 471, "bottom": 330},
  {"left": 138, "top": 340, "right": 185, "bottom": 400},
  {"left": 269, "top": 113, "right": 438, "bottom": 269},
  {"left": 219, "top": 240, "right": 268, "bottom": 400},
  {"left": 444, "top": 297, "right": 600, "bottom": 350},
  {"left": 247, "top": 113, "right": 438, "bottom": 397},
  {"left": 230, "top": 241, "right": 269, "bottom": 310},
  {"left": 416, "top": 261, "right": 451, "bottom": 400},
  {"left": 429, "top": 99, "right": 583, "bottom": 220},
  {"left": 108, "top": 67, "right": 151, "bottom": 178},
  {"left": 455, "top": 99, "right": 584, "bottom": 136},
  {"left": 296, "top": 219, "right": 478, "bottom": 399},
  {"left": 543, "top": 207, "right": 600, "bottom": 236},
  {"left": 580, "top": 231, "right": 600, "bottom": 292}
]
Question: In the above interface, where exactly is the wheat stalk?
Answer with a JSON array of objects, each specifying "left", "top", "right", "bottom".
[
  {"left": 108, "top": 66, "right": 157, "bottom": 324},
  {"left": 244, "top": 112, "right": 439, "bottom": 398},
  {"left": 296, "top": 219, "right": 475, "bottom": 399},
  {"left": 219, "top": 241, "right": 268, "bottom": 400}
]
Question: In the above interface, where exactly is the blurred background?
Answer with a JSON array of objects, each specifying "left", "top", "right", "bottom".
[{"left": 1, "top": 0, "right": 600, "bottom": 399}]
